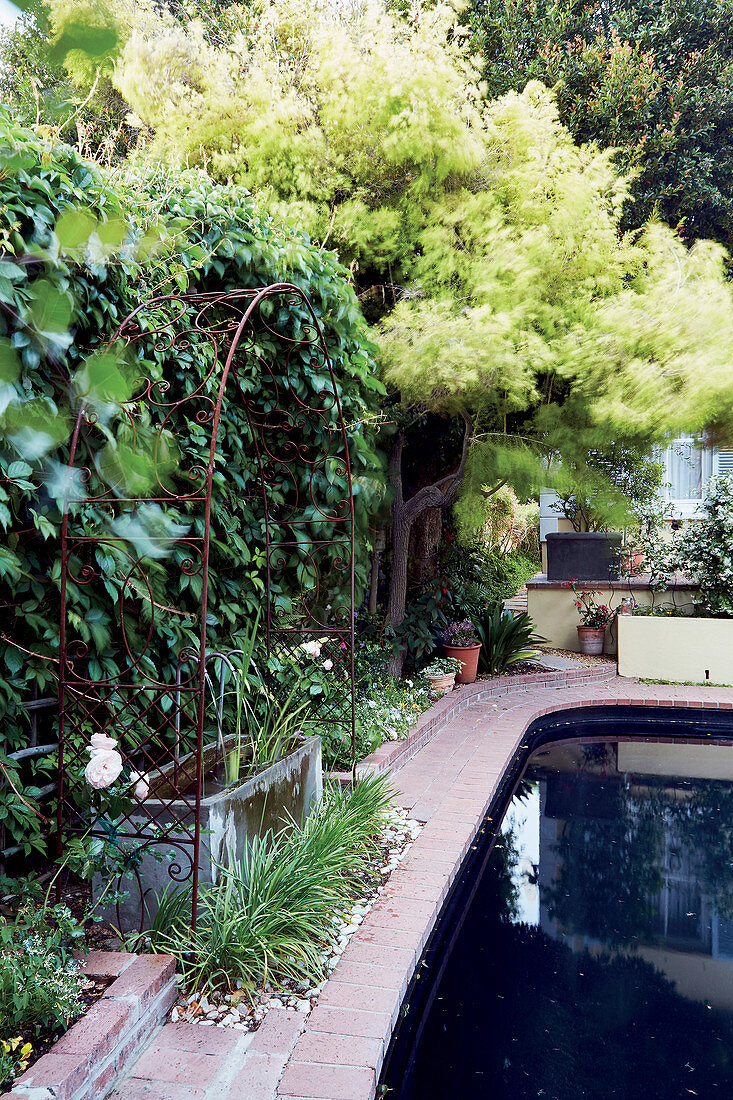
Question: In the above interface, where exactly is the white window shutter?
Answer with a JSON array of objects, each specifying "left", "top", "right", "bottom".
[{"left": 714, "top": 449, "right": 733, "bottom": 476}]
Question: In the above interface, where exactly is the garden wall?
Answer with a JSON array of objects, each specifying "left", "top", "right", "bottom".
[
  {"left": 527, "top": 575, "right": 699, "bottom": 654},
  {"left": 617, "top": 616, "right": 733, "bottom": 686}
]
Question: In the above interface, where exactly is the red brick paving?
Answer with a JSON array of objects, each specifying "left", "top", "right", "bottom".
[
  {"left": 127, "top": 1047, "right": 223, "bottom": 1088},
  {"left": 103, "top": 670, "right": 733, "bottom": 1100}
]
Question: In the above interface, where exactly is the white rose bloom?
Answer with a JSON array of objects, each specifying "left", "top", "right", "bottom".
[
  {"left": 130, "top": 770, "right": 150, "bottom": 800},
  {"left": 88, "top": 733, "right": 118, "bottom": 755},
  {"left": 85, "top": 750, "right": 123, "bottom": 790},
  {"left": 302, "top": 640, "right": 322, "bottom": 658},
  {"left": 322, "top": 659, "right": 333, "bottom": 671}
]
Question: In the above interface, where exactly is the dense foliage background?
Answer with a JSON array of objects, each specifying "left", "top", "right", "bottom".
[
  {"left": 0, "top": 115, "right": 385, "bottom": 854},
  {"left": 463, "top": 0, "right": 733, "bottom": 248}
]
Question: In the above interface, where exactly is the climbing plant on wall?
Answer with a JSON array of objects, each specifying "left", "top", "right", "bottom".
[{"left": 0, "top": 115, "right": 386, "bottom": 857}]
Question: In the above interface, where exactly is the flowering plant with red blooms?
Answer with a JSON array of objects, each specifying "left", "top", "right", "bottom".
[{"left": 562, "top": 580, "right": 616, "bottom": 628}]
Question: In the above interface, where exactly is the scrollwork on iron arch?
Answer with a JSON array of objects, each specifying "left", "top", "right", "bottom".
[{"left": 58, "top": 284, "right": 356, "bottom": 929}]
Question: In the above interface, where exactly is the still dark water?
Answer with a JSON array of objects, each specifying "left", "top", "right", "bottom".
[{"left": 382, "top": 738, "right": 733, "bottom": 1099}]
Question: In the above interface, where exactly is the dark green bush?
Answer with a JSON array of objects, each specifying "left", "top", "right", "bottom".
[
  {"left": 482, "top": 549, "right": 539, "bottom": 603},
  {"left": 0, "top": 115, "right": 386, "bottom": 854}
]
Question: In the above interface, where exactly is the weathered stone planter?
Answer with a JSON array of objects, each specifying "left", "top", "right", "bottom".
[
  {"left": 104, "top": 735, "right": 322, "bottom": 931},
  {"left": 618, "top": 615, "right": 733, "bottom": 685}
]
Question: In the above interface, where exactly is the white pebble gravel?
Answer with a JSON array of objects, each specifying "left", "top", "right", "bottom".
[{"left": 168, "top": 805, "right": 424, "bottom": 1033}]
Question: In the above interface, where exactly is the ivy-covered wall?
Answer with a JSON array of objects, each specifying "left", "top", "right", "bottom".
[{"left": 0, "top": 115, "right": 386, "bottom": 856}]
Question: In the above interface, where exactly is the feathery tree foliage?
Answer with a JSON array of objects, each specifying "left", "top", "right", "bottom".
[
  {"left": 9, "top": 0, "right": 733, "bottom": 668},
  {"left": 379, "top": 81, "right": 733, "bottom": 652}
]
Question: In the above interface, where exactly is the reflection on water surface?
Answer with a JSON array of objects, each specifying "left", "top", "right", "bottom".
[{"left": 385, "top": 738, "right": 733, "bottom": 1099}]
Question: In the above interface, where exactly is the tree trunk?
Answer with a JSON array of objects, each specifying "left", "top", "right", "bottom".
[
  {"left": 367, "top": 543, "right": 378, "bottom": 620},
  {"left": 409, "top": 506, "right": 443, "bottom": 585},
  {"left": 386, "top": 413, "right": 472, "bottom": 677},
  {"left": 387, "top": 514, "right": 412, "bottom": 676}
]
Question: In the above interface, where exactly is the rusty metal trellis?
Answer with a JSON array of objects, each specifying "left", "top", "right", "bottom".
[{"left": 58, "top": 285, "right": 356, "bottom": 927}]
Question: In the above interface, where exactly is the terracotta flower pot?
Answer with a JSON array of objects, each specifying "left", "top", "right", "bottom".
[
  {"left": 443, "top": 644, "right": 482, "bottom": 684},
  {"left": 426, "top": 672, "right": 456, "bottom": 696},
  {"left": 577, "top": 625, "right": 606, "bottom": 655}
]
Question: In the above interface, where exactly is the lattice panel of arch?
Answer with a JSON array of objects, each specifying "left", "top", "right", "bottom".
[{"left": 57, "top": 285, "right": 356, "bottom": 926}]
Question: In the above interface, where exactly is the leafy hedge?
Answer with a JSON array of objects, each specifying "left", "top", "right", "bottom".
[{"left": 0, "top": 114, "right": 386, "bottom": 856}]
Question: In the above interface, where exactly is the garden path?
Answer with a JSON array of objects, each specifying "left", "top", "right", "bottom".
[{"left": 107, "top": 672, "right": 733, "bottom": 1100}]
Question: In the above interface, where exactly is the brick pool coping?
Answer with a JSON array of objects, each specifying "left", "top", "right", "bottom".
[
  {"left": 276, "top": 677, "right": 733, "bottom": 1100},
  {"left": 351, "top": 662, "right": 615, "bottom": 778},
  {"left": 9, "top": 951, "right": 177, "bottom": 1100}
]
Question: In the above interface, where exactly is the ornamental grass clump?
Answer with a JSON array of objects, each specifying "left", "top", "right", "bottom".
[{"left": 143, "top": 774, "right": 394, "bottom": 995}]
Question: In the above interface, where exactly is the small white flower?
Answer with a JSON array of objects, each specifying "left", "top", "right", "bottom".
[
  {"left": 322, "top": 659, "right": 333, "bottom": 671},
  {"left": 85, "top": 750, "right": 123, "bottom": 789}
]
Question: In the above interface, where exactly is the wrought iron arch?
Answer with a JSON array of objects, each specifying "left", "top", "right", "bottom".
[{"left": 58, "top": 285, "right": 356, "bottom": 926}]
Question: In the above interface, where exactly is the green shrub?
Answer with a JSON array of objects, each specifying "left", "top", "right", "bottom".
[
  {"left": 482, "top": 550, "right": 539, "bottom": 603},
  {"left": 671, "top": 474, "right": 733, "bottom": 616},
  {"left": 0, "top": 904, "right": 85, "bottom": 1037},
  {"left": 475, "top": 605, "right": 546, "bottom": 676},
  {"left": 0, "top": 115, "right": 386, "bottom": 854},
  {"left": 140, "top": 774, "right": 394, "bottom": 995}
]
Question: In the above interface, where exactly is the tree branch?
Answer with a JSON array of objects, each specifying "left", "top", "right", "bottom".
[{"left": 398, "top": 409, "right": 472, "bottom": 525}]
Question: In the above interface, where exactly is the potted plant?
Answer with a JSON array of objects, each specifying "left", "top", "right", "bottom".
[
  {"left": 423, "top": 656, "right": 462, "bottom": 695},
  {"left": 564, "top": 582, "right": 615, "bottom": 654},
  {"left": 441, "top": 619, "right": 482, "bottom": 684}
]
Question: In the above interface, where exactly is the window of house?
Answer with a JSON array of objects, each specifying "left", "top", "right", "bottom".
[{"left": 661, "top": 438, "right": 713, "bottom": 504}]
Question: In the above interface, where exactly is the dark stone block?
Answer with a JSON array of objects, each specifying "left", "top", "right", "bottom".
[{"left": 546, "top": 532, "right": 623, "bottom": 581}]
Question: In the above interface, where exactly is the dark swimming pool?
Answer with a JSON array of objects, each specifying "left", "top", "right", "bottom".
[{"left": 380, "top": 708, "right": 733, "bottom": 1100}]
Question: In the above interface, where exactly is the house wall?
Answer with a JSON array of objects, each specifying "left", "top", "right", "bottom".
[
  {"left": 528, "top": 578, "right": 698, "bottom": 655},
  {"left": 617, "top": 616, "right": 733, "bottom": 686}
]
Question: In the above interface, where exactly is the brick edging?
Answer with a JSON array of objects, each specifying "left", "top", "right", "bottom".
[
  {"left": 9, "top": 951, "right": 177, "bottom": 1100},
  {"left": 278, "top": 683, "right": 733, "bottom": 1100},
  {"left": 355, "top": 664, "right": 616, "bottom": 777}
]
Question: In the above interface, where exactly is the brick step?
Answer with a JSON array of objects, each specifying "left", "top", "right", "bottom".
[{"left": 9, "top": 952, "right": 177, "bottom": 1100}]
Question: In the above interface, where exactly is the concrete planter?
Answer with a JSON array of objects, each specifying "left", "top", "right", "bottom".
[
  {"left": 546, "top": 532, "right": 623, "bottom": 581},
  {"left": 527, "top": 576, "right": 700, "bottom": 656},
  {"left": 103, "top": 735, "right": 322, "bottom": 931},
  {"left": 618, "top": 616, "right": 733, "bottom": 686}
]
